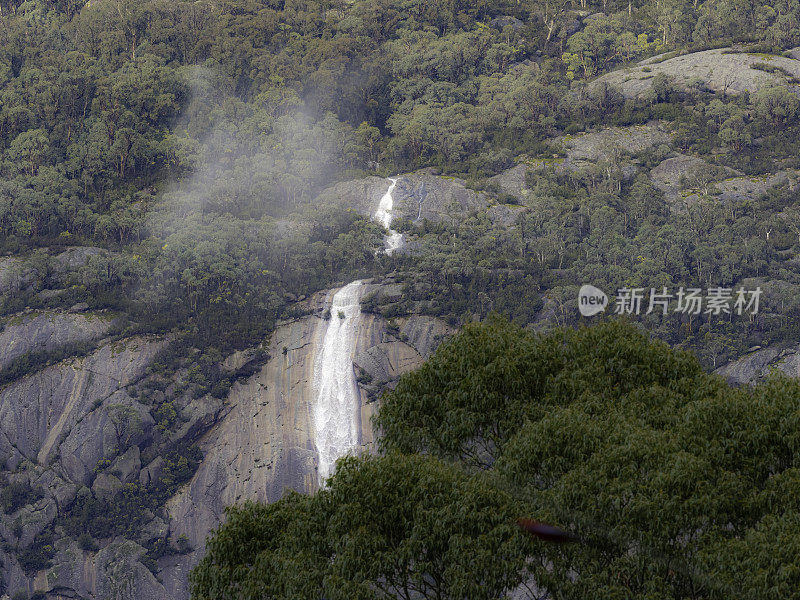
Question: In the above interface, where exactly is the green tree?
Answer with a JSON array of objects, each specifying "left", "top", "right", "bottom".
[
  {"left": 191, "top": 453, "right": 532, "bottom": 600},
  {"left": 195, "top": 320, "right": 800, "bottom": 599}
]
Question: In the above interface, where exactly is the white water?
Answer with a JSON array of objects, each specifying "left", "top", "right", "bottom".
[
  {"left": 312, "top": 280, "right": 364, "bottom": 483},
  {"left": 373, "top": 177, "right": 403, "bottom": 254},
  {"left": 312, "top": 179, "right": 403, "bottom": 484}
]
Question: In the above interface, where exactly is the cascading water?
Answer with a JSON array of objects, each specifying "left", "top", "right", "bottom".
[
  {"left": 312, "top": 178, "right": 402, "bottom": 484},
  {"left": 312, "top": 281, "right": 364, "bottom": 483},
  {"left": 373, "top": 177, "right": 403, "bottom": 255}
]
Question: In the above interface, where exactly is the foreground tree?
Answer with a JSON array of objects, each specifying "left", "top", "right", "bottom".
[
  {"left": 193, "top": 319, "right": 800, "bottom": 599},
  {"left": 378, "top": 318, "right": 800, "bottom": 599},
  {"left": 190, "top": 453, "right": 532, "bottom": 600}
]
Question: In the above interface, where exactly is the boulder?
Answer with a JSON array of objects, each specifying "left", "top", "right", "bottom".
[
  {"left": 111, "top": 446, "right": 142, "bottom": 484},
  {"left": 649, "top": 154, "right": 714, "bottom": 201},
  {"left": 139, "top": 457, "right": 164, "bottom": 488},
  {"left": 92, "top": 473, "right": 123, "bottom": 501},
  {"left": 95, "top": 538, "right": 170, "bottom": 600}
]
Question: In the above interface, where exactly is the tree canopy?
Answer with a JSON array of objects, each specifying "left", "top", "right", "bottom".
[{"left": 193, "top": 319, "right": 800, "bottom": 599}]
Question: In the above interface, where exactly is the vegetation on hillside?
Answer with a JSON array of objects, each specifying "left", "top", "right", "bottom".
[
  {"left": 2, "top": 0, "right": 800, "bottom": 358},
  {"left": 2, "top": 0, "right": 800, "bottom": 592},
  {"left": 193, "top": 319, "right": 800, "bottom": 599}
]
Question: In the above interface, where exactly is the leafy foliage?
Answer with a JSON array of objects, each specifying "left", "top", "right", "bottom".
[
  {"left": 191, "top": 453, "right": 532, "bottom": 600},
  {"left": 197, "top": 319, "right": 800, "bottom": 599}
]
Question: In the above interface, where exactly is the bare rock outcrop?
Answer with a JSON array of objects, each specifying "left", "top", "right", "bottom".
[
  {"left": 391, "top": 172, "right": 488, "bottom": 223},
  {"left": 649, "top": 154, "right": 711, "bottom": 198},
  {"left": 52, "top": 246, "right": 110, "bottom": 274},
  {"left": 315, "top": 176, "right": 393, "bottom": 218},
  {"left": 0, "top": 310, "right": 118, "bottom": 371},
  {"left": 592, "top": 48, "right": 800, "bottom": 99},
  {"left": 0, "top": 256, "right": 37, "bottom": 296},
  {"left": 550, "top": 122, "right": 672, "bottom": 166},
  {"left": 715, "top": 344, "right": 800, "bottom": 385},
  {"left": 316, "top": 172, "right": 489, "bottom": 226},
  {"left": 0, "top": 336, "right": 166, "bottom": 476},
  {"left": 488, "top": 163, "right": 530, "bottom": 199},
  {"left": 714, "top": 171, "right": 796, "bottom": 202}
]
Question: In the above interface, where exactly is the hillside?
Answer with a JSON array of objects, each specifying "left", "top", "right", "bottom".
[{"left": 1, "top": 0, "right": 800, "bottom": 598}]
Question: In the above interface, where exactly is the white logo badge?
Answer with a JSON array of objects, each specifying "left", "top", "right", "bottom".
[{"left": 578, "top": 285, "right": 608, "bottom": 317}]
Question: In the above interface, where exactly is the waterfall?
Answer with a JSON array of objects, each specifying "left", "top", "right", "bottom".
[
  {"left": 312, "top": 178, "right": 402, "bottom": 484},
  {"left": 373, "top": 177, "right": 403, "bottom": 255},
  {"left": 312, "top": 280, "right": 364, "bottom": 483}
]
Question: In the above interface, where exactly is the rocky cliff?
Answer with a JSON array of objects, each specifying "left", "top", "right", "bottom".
[
  {"left": 317, "top": 170, "right": 489, "bottom": 225},
  {"left": 0, "top": 176, "right": 457, "bottom": 600},
  {"left": 0, "top": 328, "right": 169, "bottom": 599},
  {"left": 592, "top": 47, "right": 800, "bottom": 99},
  {"left": 715, "top": 343, "right": 800, "bottom": 385},
  {"left": 161, "top": 285, "right": 451, "bottom": 599}
]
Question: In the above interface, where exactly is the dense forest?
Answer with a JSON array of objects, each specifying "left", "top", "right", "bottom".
[
  {"left": 1, "top": 0, "right": 800, "bottom": 597},
  {"left": 2, "top": 0, "right": 800, "bottom": 361}
]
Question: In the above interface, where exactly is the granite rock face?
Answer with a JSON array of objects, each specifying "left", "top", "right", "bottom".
[
  {"left": 715, "top": 344, "right": 800, "bottom": 385},
  {"left": 0, "top": 256, "right": 37, "bottom": 296},
  {"left": 0, "top": 335, "right": 169, "bottom": 600},
  {"left": 0, "top": 336, "right": 165, "bottom": 474},
  {"left": 391, "top": 173, "right": 489, "bottom": 223},
  {"left": 592, "top": 48, "right": 800, "bottom": 99},
  {"left": 51, "top": 246, "right": 110, "bottom": 274},
  {"left": 488, "top": 163, "right": 530, "bottom": 199},
  {"left": 488, "top": 123, "right": 672, "bottom": 205},
  {"left": 0, "top": 310, "right": 118, "bottom": 371},
  {"left": 162, "top": 286, "right": 451, "bottom": 599},
  {"left": 316, "top": 171, "right": 489, "bottom": 225},
  {"left": 649, "top": 154, "right": 713, "bottom": 199},
  {"left": 315, "top": 175, "right": 393, "bottom": 218},
  {"left": 551, "top": 122, "right": 672, "bottom": 166},
  {"left": 0, "top": 223, "right": 453, "bottom": 600}
]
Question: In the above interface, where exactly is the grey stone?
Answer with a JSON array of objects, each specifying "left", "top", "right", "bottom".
[
  {"left": 715, "top": 346, "right": 783, "bottom": 385},
  {"left": 12, "top": 498, "right": 58, "bottom": 547},
  {"left": 164, "top": 286, "right": 452, "bottom": 597},
  {"left": 52, "top": 246, "right": 109, "bottom": 274},
  {"left": 95, "top": 538, "right": 170, "bottom": 600},
  {"left": 139, "top": 457, "right": 164, "bottom": 487},
  {"left": 0, "top": 256, "right": 37, "bottom": 296},
  {"left": 489, "top": 15, "right": 524, "bottom": 30},
  {"left": 0, "top": 310, "right": 117, "bottom": 372},
  {"left": 111, "top": 445, "right": 142, "bottom": 483},
  {"left": 137, "top": 515, "right": 168, "bottom": 545},
  {"left": 92, "top": 473, "right": 123, "bottom": 501},
  {"left": 592, "top": 48, "right": 800, "bottom": 99},
  {"left": 0, "top": 336, "right": 166, "bottom": 481}
]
